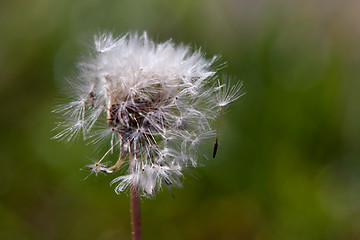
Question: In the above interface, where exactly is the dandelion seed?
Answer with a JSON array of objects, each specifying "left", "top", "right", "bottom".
[{"left": 54, "top": 31, "right": 243, "bottom": 197}]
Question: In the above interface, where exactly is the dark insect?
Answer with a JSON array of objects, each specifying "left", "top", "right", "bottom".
[
  {"left": 213, "top": 138, "right": 218, "bottom": 158},
  {"left": 213, "top": 106, "right": 223, "bottom": 158}
]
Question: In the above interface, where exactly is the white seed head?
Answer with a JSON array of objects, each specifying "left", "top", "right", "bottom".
[{"left": 53, "top": 32, "right": 243, "bottom": 196}]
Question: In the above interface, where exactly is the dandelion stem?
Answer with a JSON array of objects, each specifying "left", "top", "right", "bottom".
[{"left": 129, "top": 152, "right": 142, "bottom": 240}]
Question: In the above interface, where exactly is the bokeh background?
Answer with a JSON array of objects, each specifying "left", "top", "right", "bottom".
[{"left": 1, "top": 0, "right": 360, "bottom": 239}]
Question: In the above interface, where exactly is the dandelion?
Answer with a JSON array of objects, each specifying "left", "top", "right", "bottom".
[{"left": 53, "top": 31, "right": 242, "bottom": 239}]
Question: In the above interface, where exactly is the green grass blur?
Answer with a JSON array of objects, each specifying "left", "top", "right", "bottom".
[{"left": 1, "top": 0, "right": 360, "bottom": 239}]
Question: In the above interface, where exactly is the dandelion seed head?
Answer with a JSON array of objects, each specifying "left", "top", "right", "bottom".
[{"left": 54, "top": 31, "right": 243, "bottom": 196}]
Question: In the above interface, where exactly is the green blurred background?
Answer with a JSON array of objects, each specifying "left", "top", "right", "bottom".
[{"left": 1, "top": 0, "right": 360, "bottom": 239}]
